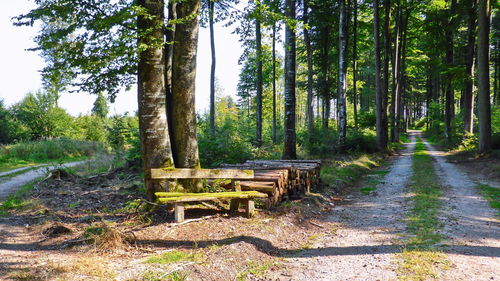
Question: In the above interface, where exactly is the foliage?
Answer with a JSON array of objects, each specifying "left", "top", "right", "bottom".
[{"left": 0, "top": 138, "right": 105, "bottom": 163}]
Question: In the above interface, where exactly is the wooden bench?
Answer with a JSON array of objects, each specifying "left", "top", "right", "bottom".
[{"left": 151, "top": 168, "right": 268, "bottom": 222}]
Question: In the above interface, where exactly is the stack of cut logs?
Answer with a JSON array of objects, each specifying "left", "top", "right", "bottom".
[{"left": 219, "top": 160, "right": 321, "bottom": 207}]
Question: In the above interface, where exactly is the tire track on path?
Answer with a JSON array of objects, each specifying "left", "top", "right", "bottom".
[
  {"left": 279, "top": 133, "right": 417, "bottom": 280},
  {"left": 423, "top": 140, "right": 500, "bottom": 280}
]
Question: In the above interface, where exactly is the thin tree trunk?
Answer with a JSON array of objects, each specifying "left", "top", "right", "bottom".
[
  {"left": 303, "top": 0, "right": 314, "bottom": 145},
  {"left": 272, "top": 23, "right": 277, "bottom": 144},
  {"left": 352, "top": 0, "right": 358, "bottom": 130},
  {"left": 321, "top": 26, "right": 330, "bottom": 130},
  {"left": 171, "top": 0, "right": 202, "bottom": 191},
  {"left": 444, "top": 0, "right": 457, "bottom": 142},
  {"left": 464, "top": 0, "right": 477, "bottom": 134},
  {"left": 256, "top": 4, "right": 263, "bottom": 147},
  {"left": 165, "top": 0, "right": 176, "bottom": 158},
  {"left": 477, "top": 0, "right": 492, "bottom": 153},
  {"left": 338, "top": 0, "right": 348, "bottom": 147},
  {"left": 391, "top": 3, "right": 401, "bottom": 142},
  {"left": 374, "top": 0, "right": 388, "bottom": 150},
  {"left": 383, "top": 0, "right": 391, "bottom": 143},
  {"left": 398, "top": 9, "right": 409, "bottom": 136},
  {"left": 137, "top": 0, "right": 174, "bottom": 199},
  {"left": 283, "top": 0, "right": 297, "bottom": 160},
  {"left": 209, "top": 0, "right": 216, "bottom": 137}
]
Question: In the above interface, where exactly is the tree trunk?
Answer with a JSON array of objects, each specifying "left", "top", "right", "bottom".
[
  {"left": 321, "top": 26, "right": 331, "bottom": 130},
  {"left": 171, "top": 0, "right": 202, "bottom": 191},
  {"left": 338, "top": 0, "right": 348, "bottom": 148},
  {"left": 391, "top": 4, "right": 401, "bottom": 142},
  {"left": 209, "top": 0, "right": 216, "bottom": 137},
  {"left": 352, "top": 0, "right": 358, "bottom": 130},
  {"left": 464, "top": 0, "right": 477, "bottom": 134},
  {"left": 256, "top": 8, "right": 263, "bottom": 147},
  {"left": 398, "top": 9, "right": 409, "bottom": 136},
  {"left": 374, "top": 0, "right": 388, "bottom": 150},
  {"left": 137, "top": 0, "right": 174, "bottom": 199},
  {"left": 477, "top": 0, "right": 492, "bottom": 153},
  {"left": 165, "top": 0, "right": 176, "bottom": 157},
  {"left": 283, "top": 0, "right": 297, "bottom": 160},
  {"left": 383, "top": 0, "right": 391, "bottom": 143},
  {"left": 303, "top": 0, "right": 314, "bottom": 145},
  {"left": 444, "top": 0, "right": 457, "bottom": 142},
  {"left": 272, "top": 23, "right": 278, "bottom": 144}
]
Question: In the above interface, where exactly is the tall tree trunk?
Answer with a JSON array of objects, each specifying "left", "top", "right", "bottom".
[
  {"left": 171, "top": 0, "right": 202, "bottom": 191},
  {"left": 209, "top": 0, "right": 216, "bottom": 137},
  {"left": 444, "top": 0, "right": 457, "bottom": 142},
  {"left": 464, "top": 0, "right": 477, "bottom": 134},
  {"left": 338, "top": 0, "right": 348, "bottom": 147},
  {"left": 352, "top": 0, "right": 358, "bottom": 130},
  {"left": 477, "top": 0, "right": 492, "bottom": 153},
  {"left": 391, "top": 3, "right": 401, "bottom": 142},
  {"left": 383, "top": 0, "right": 391, "bottom": 143},
  {"left": 398, "top": 9, "right": 409, "bottom": 136},
  {"left": 272, "top": 23, "right": 278, "bottom": 144},
  {"left": 374, "top": 0, "right": 388, "bottom": 150},
  {"left": 256, "top": 4, "right": 263, "bottom": 147},
  {"left": 321, "top": 26, "right": 331, "bottom": 130},
  {"left": 137, "top": 0, "right": 174, "bottom": 199},
  {"left": 283, "top": 0, "right": 297, "bottom": 160},
  {"left": 303, "top": 0, "right": 314, "bottom": 145},
  {"left": 165, "top": 0, "right": 176, "bottom": 158}
]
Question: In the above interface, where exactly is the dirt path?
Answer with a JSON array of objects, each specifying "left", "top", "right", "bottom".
[
  {"left": 278, "top": 134, "right": 417, "bottom": 280},
  {"left": 423, "top": 140, "right": 500, "bottom": 280},
  {"left": 0, "top": 165, "right": 44, "bottom": 178},
  {"left": 0, "top": 160, "right": 88, "bottom": 201}
]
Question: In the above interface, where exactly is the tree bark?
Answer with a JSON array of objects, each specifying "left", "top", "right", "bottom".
[
  {"left": 383, "top": 0, "right": 391, "bottom": 142},
  {"left": 303, "top": 0, "right": 314, "bottom": 145},
  {"left": 209, "top": 0, "right": 216, "bottom": 137},
  {"left": 137, "top": 0, "right": 174, "bottom": 199},
  {"left": 272, "top": 23, "right": 278, "bottom": 144},
  {"left": 463, "top": 0, "right": 477, "bottom": 134},
  {"left": 171, "top": 0, "right": 202, "bottom": 191},
  {"left": 477, "top": 0, "right": 492, "bottom": 153},
  {"left": 352, "top": 0, "right": 358, "bottom": 130},
  {"left": 165, "top": 0, "right": 176, "bottom": 158},
  {"left": 444, "top": 0, "right": 457, "bottom": 142},
  {"left": 391, "top": 3, "right": 401, "bottom": 142},
  {"left": 338, "top": 0, "right": 348, "bottom": 147},
  {"left": 374, "top": 0, "right": 388, "bottom": 150},
  {"left": 255, "top": 4, "right": 263, "bottom": 147},
  {"left": 283, "top": 0, "right": 297, "bottom": 160},
  {"left": 321, "top": 26, "right": 331, "bottom": 130}
]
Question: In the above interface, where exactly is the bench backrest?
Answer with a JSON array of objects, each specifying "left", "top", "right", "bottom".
[{"left": 151, "top": 168, "right": 254, "bottom": 180}]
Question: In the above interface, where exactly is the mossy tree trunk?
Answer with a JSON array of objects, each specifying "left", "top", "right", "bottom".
[
  {"left": 137, "top": 0, "right": 174, "bottom": 199},
  {"left": 171, "top": 0, "right": 202, "bottom": 191}
]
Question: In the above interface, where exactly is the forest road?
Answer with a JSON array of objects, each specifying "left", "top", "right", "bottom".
[
  {"left": 0, "top": 160, "right": 88, "bottom": 201},
  {"left": 423, "top": 140, "right": 500, "bottom": 280},
  {"left": 278, "top": 132, "right": 417, "bottom": 280}
]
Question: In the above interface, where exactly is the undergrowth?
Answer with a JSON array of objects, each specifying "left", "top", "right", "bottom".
[{"left": 477, "top": 183, "right": 500, "bottom": 215}]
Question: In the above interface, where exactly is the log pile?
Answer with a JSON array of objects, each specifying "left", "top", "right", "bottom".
[{"left": 219, "top": 160, "right": 321, "bottom": 207}]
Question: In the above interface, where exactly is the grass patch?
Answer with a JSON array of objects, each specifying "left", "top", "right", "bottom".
[
  {"left": 321, "top": 154, "right": 381, "bottom": 188},
  {"left": 0, "top": 159, "right": 38, "bottom": 173},
  {"left": 477, "top": 183, "right": 500, "bottom": 214},
  {"left": 0, "top": 179, "right": 40, "bottom": 215},
  {"left": 236, "top": 260, "right": 278, "bottom": 281},
  {"left": 397, "top": 138, "right": 449, "bottom": 280},
  {"left": 145, "top": 250, "right": 201, "bottom": 265},
  {"left": 360, "top": 186, "right": 376, "bottom": 195},
  {"left": 141, "top": 270, "right": 188, "bottom": 281}
]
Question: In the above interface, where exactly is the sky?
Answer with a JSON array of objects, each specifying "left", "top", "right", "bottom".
[{"left": 0, "top": 0, "right": 243, "bottom": 116}]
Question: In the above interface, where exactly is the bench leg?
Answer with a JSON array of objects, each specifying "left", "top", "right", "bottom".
[
  {"left": 230, "top": 199, "right": 240, "bottom": 212},
  {"left": 174, "top": 203, "right": 185, "bottom": 223},
  {"left": 245, "top": 199, "right": 255, "bottom": 218}
]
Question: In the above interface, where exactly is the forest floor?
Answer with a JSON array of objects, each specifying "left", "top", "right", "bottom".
[{"left": 0, "top": 132, "right": 498, "bottom": 281}]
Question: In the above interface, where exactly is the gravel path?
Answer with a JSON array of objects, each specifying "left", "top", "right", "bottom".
[
  {"left": 279, "top": 133, "right": 417, "bottom": 281},
  {"left": 0, "top": 165, "right": 45, "bottom": 178},
  {"left": 423, "top": 140, "right": 500, "bottom": 280},
  {"left": 0, "top": 160, "right": 88, "bottom": 201}
]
